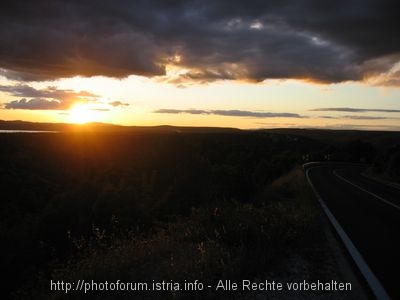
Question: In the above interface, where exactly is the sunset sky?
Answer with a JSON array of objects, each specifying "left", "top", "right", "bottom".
[{"left": 1, "top": 0, "right": 399, "bottom": 130}]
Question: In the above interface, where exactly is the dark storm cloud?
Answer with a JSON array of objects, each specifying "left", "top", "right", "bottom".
[
  {"left": 1, "top": 0, "right": 400, "bottom": 83},
  {"left": 0, "top": 84, "right": 98, "bottom": 110},
  {"left": 154, "top": 109, "right": 304, "bottom": 118},
  {"left": 372, "top": 69, "right": 400, "bottom": 86},
  {"left": 311, "top": 107, "right": 400, "bottom": 113}
]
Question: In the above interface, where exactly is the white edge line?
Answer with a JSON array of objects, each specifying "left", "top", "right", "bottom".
[
  {"left": 333, "top": 170, "right": 400, "bottom": 211},
  {"left": 360, "top": 173, "right": 400, "bottom": 192},
  {"left": 305, "top": 166, "right": 391, "bottom": 300}
]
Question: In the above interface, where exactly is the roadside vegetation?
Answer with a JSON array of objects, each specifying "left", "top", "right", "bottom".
[{"left": 371, "top": 143, "right": 400, "bottom": 183}]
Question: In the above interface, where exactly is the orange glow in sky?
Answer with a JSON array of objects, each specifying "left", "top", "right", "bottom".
[{"left": 1, "top": 72, "right": 400, "bottom": 130}]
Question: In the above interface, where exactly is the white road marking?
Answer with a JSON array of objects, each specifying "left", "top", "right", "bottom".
[
  {"left": 305, "top": 165, "right": 391, "bottom": 300},
  {"left": 333, "top": 170, "right": 400, "bottom": 211},
  {"left": 360, "top": 173, "right": 400, "bottom": 192}
]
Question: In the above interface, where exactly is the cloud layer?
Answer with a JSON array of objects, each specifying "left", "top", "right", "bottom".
[
  {"left": 1, "top": 1, "right": 400, "bottom": 84},
  {"left": 1, "top": 85, "right": 98, "bottom": 110},
  {"left": 320, "top": 115, "right": 393, "bottom": 120},
  {"left": 154, "top": 109, "right": 304, "bottom": 118},
  {"left": 311, "top": 107, "right": 400, "bottom": 113}
]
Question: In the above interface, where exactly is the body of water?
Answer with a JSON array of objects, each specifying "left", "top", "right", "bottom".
[{"left": 0, "top": 130, "right": 58, "bottom": 133}]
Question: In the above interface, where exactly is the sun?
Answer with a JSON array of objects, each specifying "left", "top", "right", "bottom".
[{"left": 69, "top": 103, "right": 98, "bottom": 124}]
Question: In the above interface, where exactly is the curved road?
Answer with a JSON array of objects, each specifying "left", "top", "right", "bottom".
[{"left": 306, "top": 163, "right": 400, "bottom": 300}]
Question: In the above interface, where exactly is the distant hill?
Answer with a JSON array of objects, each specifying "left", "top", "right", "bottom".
[
  {"left": 0, "top": 120, "right": 77, "bottom": 131},
  {"left": 0, "top": 120, "right": 240, "bottom": 134},
  {"left": 261, "top": 128, "right": 400, "bottom": 150},
  {"left": 1, "top": 120, "right": 399, "bottom": 150}
]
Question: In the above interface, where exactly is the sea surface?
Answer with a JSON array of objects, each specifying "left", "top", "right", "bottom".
[{"left": 0, "top": 130, "right": 58, "bottom": 133}]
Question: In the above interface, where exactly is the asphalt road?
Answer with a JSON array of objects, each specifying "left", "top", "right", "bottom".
[{"left": 306, "top": 163, "right": 400, "bottom": 300}]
